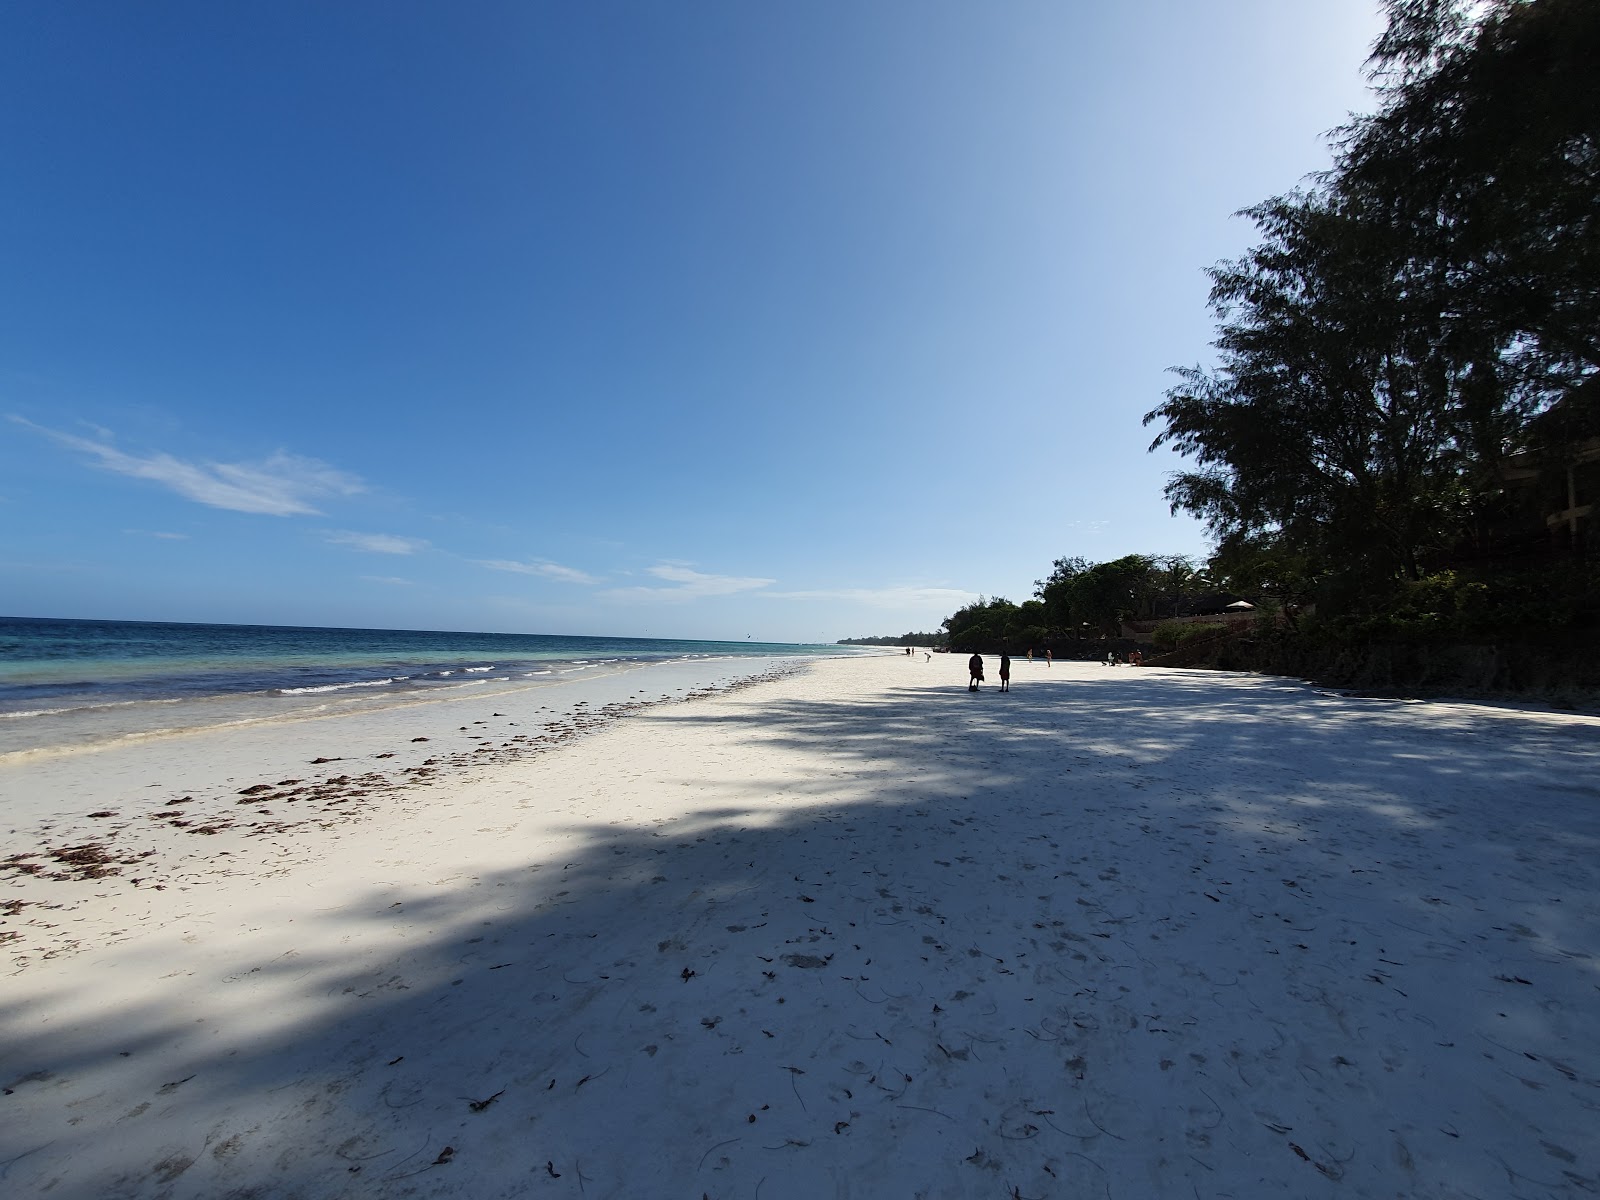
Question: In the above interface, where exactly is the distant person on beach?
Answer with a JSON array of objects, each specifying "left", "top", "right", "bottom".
[
  {"left": 968, "top": 653, "right": 984, "bottom": 692},
  {"left": 999, "top": 652, "right": 1011, "bottom": 692},
  {"left": 1046, "top": 649, "right": 1052, "bottom": 667},
  {"left": 924, "top": 651, "right": 931, "bottom": 662},
  {"left": 1027, "top": 648, "right": 1033, "bottom": 664},
  {"left": 1130, "top": 650, "right": 1143, "bottom": 666}
]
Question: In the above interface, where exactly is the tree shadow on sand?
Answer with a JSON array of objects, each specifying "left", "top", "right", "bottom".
[{"left": 4, "top": 667, "right": 1598, "bottom": 1198}]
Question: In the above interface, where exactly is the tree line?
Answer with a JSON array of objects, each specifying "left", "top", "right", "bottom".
[
  {"left": 836, "top": 633, "right": 942, "bottom": 647},
  {"left": 939, "top": 554, "right": 1226, "bottom": 654}
]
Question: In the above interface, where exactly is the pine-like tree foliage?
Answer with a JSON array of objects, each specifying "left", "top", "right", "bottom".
[{"left": 1146, "top": 0, "right": 1599, "bottom": 605}]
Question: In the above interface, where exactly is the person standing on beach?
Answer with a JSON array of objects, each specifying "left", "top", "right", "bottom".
[
  {"left": 1046, "top": 649, "right": 1053, "bottom": 667},
  {"left": 999, "top": 652, "right": 1011, "bottom": 692},
  {"left": 968, "top": 653, "right": 984, "bottom": 691}
]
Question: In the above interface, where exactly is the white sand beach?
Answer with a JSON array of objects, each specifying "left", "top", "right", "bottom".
[{"left": 3, "top": 655, "right": 1598, "bottom": 1199}]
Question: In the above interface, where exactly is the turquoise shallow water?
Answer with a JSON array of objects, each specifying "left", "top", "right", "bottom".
[{"left": 0, "top": 616, "right": 857, "bottom": 755}]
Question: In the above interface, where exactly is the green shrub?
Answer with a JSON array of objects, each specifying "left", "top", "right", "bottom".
[{"left": 1150, "top": 621, "right": 1229, "bottom": 651}]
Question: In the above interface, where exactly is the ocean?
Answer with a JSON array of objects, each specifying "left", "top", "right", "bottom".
[{"left": 0, "top": 616, "right": 858, "bottom": 758}]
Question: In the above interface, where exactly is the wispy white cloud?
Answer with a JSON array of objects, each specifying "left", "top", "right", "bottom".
[
  {"left": 11, "top": 416, "right": 364, "bottom": 516},
  {"left": 476, "top": 558, "right": 599, "bottom": 585},
  {"left": 360, "top": 575, "right": 414, "bottom": 586},
  {"left": 600, "top": 563, "right": 775, "bottom": 603},
  {"left": 762, "top": 585, "right": 979, "bottom": 610},
  {"left": 124, "top": 529, "right": 190, "bottom": 540},
  {"left": 325, "top": 530, "right": 429, "bottom": 555}
]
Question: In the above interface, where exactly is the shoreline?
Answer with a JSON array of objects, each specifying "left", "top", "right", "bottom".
[
  {"left": 3, "top": 656, "right": 1597, "bottom": 1198},
  {"left": 0, "top": 654, "right": 813, "bottom": 967}
]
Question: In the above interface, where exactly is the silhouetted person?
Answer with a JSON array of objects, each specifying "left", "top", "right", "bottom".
[
  {"left": 968, "top": 653, "right": 984, "bottom": 691},
  {"left": 999, "top": 652, "right": 1011, "bottom": 692}
]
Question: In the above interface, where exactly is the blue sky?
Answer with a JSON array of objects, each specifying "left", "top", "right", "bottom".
[{"left": 2, "top": 1, "right": 1383, "bottom": 642}]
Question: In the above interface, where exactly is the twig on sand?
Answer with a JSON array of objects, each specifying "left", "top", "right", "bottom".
[
  {"left": 1059, "top": 1150, "right": 1111, "bottom": 1198},
  {"left": 896, "top": 1104, "right": 955, "bottom": 1121},
  {"left": 1038, "top": 1111, "right": 1097, "bottom": 1140},
  {"left": 466, "top": 1088, "right": 505, "bottom": 1112},
  {"left": 784, "top": 1065, "right": 808, "bottom": 1113},
  {"left": 336, "top": 1142, "right": 399, "bottom": 1163},
  {"left": 380, "top": 1080, "right": 423, "bottom": 1109},
  {"left": 381, "top": 1134, "right": 438, "bottom": 1181},
  {"left": 699, "top": 1138, "right": 741, "bottom": 1169},
  {"left": 1081, "top": 1099, "right": 1125, "bottom": 1141}
]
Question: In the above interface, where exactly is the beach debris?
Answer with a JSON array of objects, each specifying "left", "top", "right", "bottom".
[
  {"left": 46, "top": 844, "right": 120, "bottom": 880},
  {"left": 467, "top": 1089, "right": 504, "bottom": 1112},
  {"left": 681, "top": 967, "right": 697, "bottom": 981},
  {"left": 432, "top": 1146, "right": 454, "bottom": 1166},
  {"left": 308, "top": 757, "right": 343, "bottom": 764},
  {"left": 86, "top": 811, "right": 117, "bottom": 819},
  {"left": 545, "top": 1162, "right": 560, "bottom": 1178},
  {"left": 410, "top": 737, "right": 428, "bottom": 742}
]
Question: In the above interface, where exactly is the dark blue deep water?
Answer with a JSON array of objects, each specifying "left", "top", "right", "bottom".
[{"left": 0, "top": 616, "right": 850, "bottom": 719}]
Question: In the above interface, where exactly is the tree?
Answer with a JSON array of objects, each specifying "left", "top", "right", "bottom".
[
  {"left": 1034, "top": 556, "right": 1090, "bottom": 634},
  {"left": 1146, "top": 0, "right": 1600, "bottom": 609},
  {"left": 1348, "top": 0, "right": 1600, "bottom": 391},
  {"left": 941, "top": 597, "right": 1020, "bottom": 652},
  {"left": 1035, "top": 555, "right": 1165, "bottom": 636},
  {"left": 1148, "top": 190, "right": 1465, "bottom": 587}
]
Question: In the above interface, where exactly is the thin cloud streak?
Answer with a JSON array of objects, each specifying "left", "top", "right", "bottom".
[
  {"left": 476, "top": 559, "right": 599, "bottom": 585},
  {"left": 763, "top": 586, "right": 979, "bottom": 610},
  {"left": 124, "top": 529, "right": 190, "bottom": 540},
  {"left": 325, "top": 531, "right": 429, "bottom": 555},
  {"left": 11, "top": 416, "right": 364, "bottom": 516},
  {"left": 599, "top": 564, "right": 775, "bottom": 603}
]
